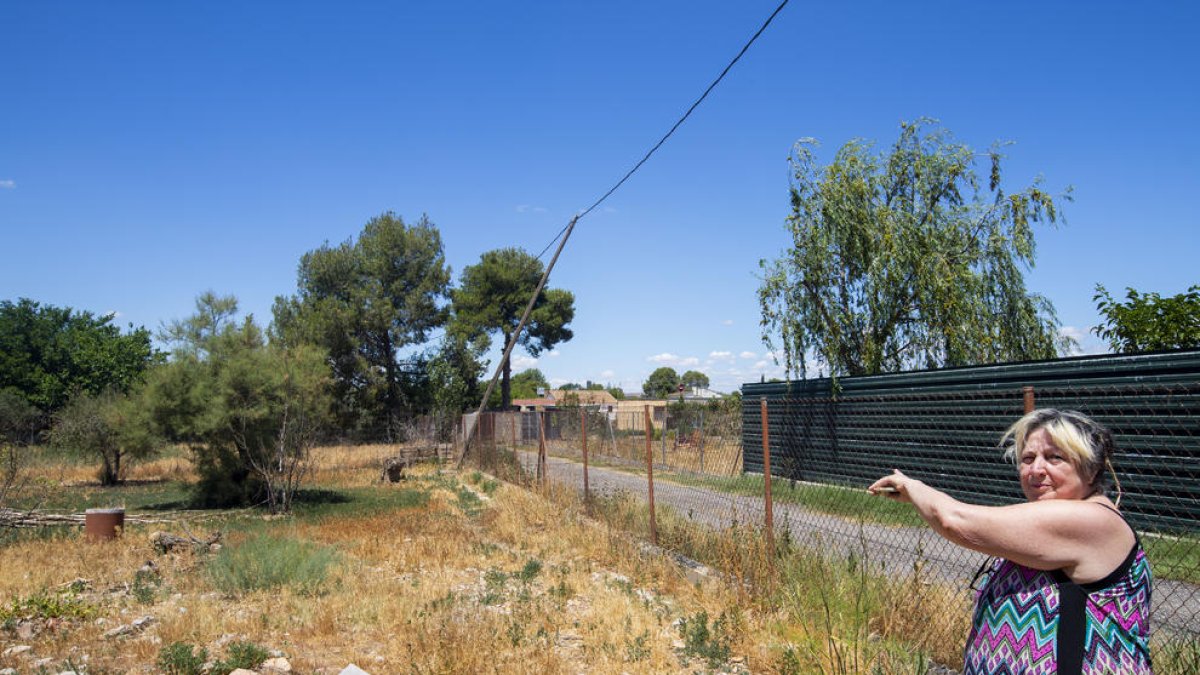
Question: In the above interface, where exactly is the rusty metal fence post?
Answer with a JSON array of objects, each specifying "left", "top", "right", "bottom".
[
  {"left": 1023, "top": 385, "right": 1035, "bottom": 414},
  {"left": 581, "top": 407, "right": 590, "bottom": 504},
  {"left": 644, "top": 405, "right": 658, "bottom": 546},
  {"left": 760, "top": 397, "right": 774, "bottom": 562},
  {"left": 540, "top": 411, "right": 547, "bottom": 483}
]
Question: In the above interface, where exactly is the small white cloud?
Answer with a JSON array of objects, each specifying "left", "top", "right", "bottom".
[
  {"left": 647, "top": 352, "right": 699, "bottom": 368},
  {"left": 104, "top": 310, "right": 123, "bottom": 320},
  {"left": 753, "top": 360, "right": 769, "bottom": 370},
  {"left": 709, "top": 350, "right": 733, "bottom": 360},
  {"left": 512, "top": 354, "right": 538, "bottom": 370},
  {"left": 516, "top": 204, "right": 548, "bottom": 214},
  {"left": 548, "top": 350, "right": 560, "bottom": 357},
  {"left": 1060, "top": 325, "right": 1109, "bottom": 356},
  {"left": 721, "top": 319, "right": 734, "bottom": 326},
  {"left": 739, "top": 351, "right": 757, "bottom": 359},
  {"left": 600, "top": 369, "right": 615, "bottom": 378},
  {"left": 0, "top": 180, "right": 14, "bottom": 189},
  {"left": 516, "top": 204, "right": 530, "bottom": 213}
]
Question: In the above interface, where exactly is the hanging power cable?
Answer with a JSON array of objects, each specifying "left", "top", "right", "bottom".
[
  {"left": 461, "top": 1, "right": 790, "bottom": 465},
  {"left": 535, "top": 0, "right": 790, "bottom": 261}
]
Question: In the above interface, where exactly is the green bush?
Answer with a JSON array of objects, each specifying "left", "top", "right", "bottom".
[
  {"left": 158, "top": 642, "right": 208, "bottom": 675},
  {"left": 206, "top": 534, "right": 339, "bottom": 596},
  {"left": 211, "top": 640, "right": 270, "bottom": 674},
  {"left": 678, "top": 610, "right": 733, "bottom": 668},
  {"left": 0, "top": 588, "right": 95, "bottom": 626}
]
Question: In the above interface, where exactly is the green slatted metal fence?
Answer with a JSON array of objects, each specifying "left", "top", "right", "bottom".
[{"left": 742, "top": 349, "right": 1200, "bottom": 532}]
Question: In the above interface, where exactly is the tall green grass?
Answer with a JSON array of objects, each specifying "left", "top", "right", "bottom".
[{"left": 206, "top": 534, "right": 340, "bottom": 596}]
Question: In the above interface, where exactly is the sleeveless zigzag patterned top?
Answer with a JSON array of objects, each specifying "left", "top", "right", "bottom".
[{"left": 963, "top": 505, "right": 1153, "bottom": 675}]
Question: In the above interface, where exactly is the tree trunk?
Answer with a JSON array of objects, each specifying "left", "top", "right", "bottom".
[{"left": 501, "top": 330, "right": 512, "bottom": 408}]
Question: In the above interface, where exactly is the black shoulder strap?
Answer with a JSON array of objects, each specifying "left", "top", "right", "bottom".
[{"left": 1092, "top": 501, "right": 1139, "bottom": 541}]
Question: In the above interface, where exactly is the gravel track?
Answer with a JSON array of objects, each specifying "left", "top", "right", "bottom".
[{"left": 518, "top": 450, "right": 1198, "bottom": 638}]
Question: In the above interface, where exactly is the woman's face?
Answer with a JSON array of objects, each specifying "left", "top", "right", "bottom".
[{"left": 1018, "top": 427, "right": 1091, "bottom": 502}]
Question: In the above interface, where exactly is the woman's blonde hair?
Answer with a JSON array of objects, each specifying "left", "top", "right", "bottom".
[{"left": 1001, "top": 409, "right": 1121, "bottom": 502}]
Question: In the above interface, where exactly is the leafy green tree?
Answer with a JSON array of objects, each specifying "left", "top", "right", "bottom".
[
  {"left": 273, "top": 212, "right": 451, "bottom": 435},
  {"left": 427, "top": 335, "right": 486, "bottom": 416},
  {"left": 759, "top": 120, "right": 1073, "bottom": 378},
  {"left": 509, "top": 369, "right": 550, "bottom": 400},
  {"left": 680, "top": 370, "right": 710, "bottom": 390},
  {"left": 0, "top": 388, "right": 40, "bottom": 507},
  {"left": 148, "top": 295, "right": 332, "bottom": 510},
  {"left": 559, "top": 382, "right": 582, "bottom": 391},
  {"left": 49, "top": 389, "right": 161, "bottom": 486},
  {"left": 0, "top": 298, "right": 157, "bottom": 417},
  {"left": 1093, "top": 284, "right": 1200, "bottom": 353},
  {"left": 606, "top": 386, "right": 626, "bottom": 401},
  {"left": 642, "top": 367, "right": 680, "bottom": 399},
  {"left": 450, "top": 248, "right": 574, "bottom": 408}
]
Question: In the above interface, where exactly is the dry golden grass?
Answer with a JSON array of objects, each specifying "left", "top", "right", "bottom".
[
  {"left": 13, "top": 442, "right": 1171, "bottom": 674},
  {"left": 0, "top": 454, "right": 768, "bottom": 674}
]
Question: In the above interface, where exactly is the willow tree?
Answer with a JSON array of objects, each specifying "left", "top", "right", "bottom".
[{"left": 759, "top": 120, "right": 1073, "bottom": 379}]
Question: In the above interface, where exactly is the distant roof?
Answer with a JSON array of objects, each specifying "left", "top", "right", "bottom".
[
  {"left": 549, "top": 389, "right": 619, "bottom": 405},
  {"left": 511, "top": 398, "right": 557, "bottom": 408}
]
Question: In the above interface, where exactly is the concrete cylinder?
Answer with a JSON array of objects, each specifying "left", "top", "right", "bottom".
[{"left": 84, "top": 508, "right": 125, "bottom": 541}]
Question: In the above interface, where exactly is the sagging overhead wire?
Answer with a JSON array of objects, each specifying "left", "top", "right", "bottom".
[
  {"left": 462, "top": 1, "right": 790, "bottom": 466},
  {"left": 535, "top": 0, "right": 790, "bottom": 261}
]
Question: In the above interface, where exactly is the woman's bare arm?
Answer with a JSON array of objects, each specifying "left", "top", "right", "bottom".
[{"left": 868, "top": 470, "right": 1129, "bottom": 574}]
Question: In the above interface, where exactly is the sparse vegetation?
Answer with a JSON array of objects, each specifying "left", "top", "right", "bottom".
[
  {"left": 157, "top": 642, "right": 208, "bottom": 675},
  {"left": 0, "top": 443, "right": 1194, "bottom": 674},
  {"left": 206, "top": 534, "right": 340, "bottom": 596}
]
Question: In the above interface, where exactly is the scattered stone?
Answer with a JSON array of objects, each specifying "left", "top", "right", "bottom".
[
  {"left": 269, "top": 649, "right": 285, "bottom": 658},
  {"left": 151, "top": 530, "right": 223, "bottom": 554},
  {"left": 339, "top": 665, "right": 370, "bottom": 675},
  {"left": 213, "top": 633, "right": 240, "bottom": 649},
  {"left": 103, "top": 615, "right": 155, "bottom": 639},
  {"left": 57, "top": 577, "right": 92, "bottom": 593},
  {"left": 104, "top": 624, "right": 134, "bottom": 639},
  {"left": 15, "top": 619, "right": 36, "bottom": 639},
  {"left": 261, "top": 656, "right": 292, "bottom": 673},
  {"left": 556, "top": 631, "right": 584, "bottom": 649},
  {"left": 31, "top": 658, "right": 54, "bottom": 669},
  {"left": 0, "top": 668, "right": 16, "bottom": 675},
  {"left": 2, "top": 645, "right": 31, "bottom": 657},
  {"left": 228, "top": 670, "right": 256, "bottom": 675}
]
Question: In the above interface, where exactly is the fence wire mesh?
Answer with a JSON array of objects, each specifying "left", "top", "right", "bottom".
[{"left": 459, "top": 379, "right": 1199, "bottom": 670}]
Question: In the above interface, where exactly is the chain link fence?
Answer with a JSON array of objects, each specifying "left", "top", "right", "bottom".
[{"left": 458, "top": 352, "right": 1200, "bottom": 671}]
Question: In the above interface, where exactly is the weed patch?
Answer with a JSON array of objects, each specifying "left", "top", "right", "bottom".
[
  {"left": 677, "top": 610, "right": 734, "bottom": 669},
  {"left": 0, "top": 587, "right": 95, "bottom": 626},
  {"left": 157, "top": 642, "right": 208, "bottom": 675},
  {"left": 206, "top": 534, "right": 340, "bottom": 596}
]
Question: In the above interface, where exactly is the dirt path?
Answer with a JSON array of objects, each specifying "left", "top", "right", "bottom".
[{"left": 520, "top": 451, "right": 1199, "bottom": 638}]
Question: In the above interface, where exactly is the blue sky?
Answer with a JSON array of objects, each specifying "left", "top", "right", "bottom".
[{"left": 2, "top": 1, "right": 1197, "bottom": 394}]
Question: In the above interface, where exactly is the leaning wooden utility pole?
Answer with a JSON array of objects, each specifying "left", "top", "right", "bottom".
[{"left": 456, "top": 216, "right": 579, "bottom": 469}]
